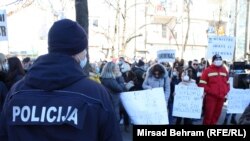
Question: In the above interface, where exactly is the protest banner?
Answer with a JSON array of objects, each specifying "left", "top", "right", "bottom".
[
  {"left": 0, "top": 10, "right": 7, "bottom": 41},
  {"left": 157, "top": 50, "right": 175, "bottom": 63},
  {"left": 227, "top": 89, "right": 250, "bottom": 114},
  {"left": 173, "top": 85, "right": 204, "bottom": 119},
  {"left": 206, "top": 36, "right": 235, "bottom": 60},
  {"left": 120, "top": 88, "right": 169, "bottom": 125}
]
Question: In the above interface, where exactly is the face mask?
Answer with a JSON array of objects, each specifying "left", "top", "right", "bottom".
[
  {"left": 214, "top": 60, "right": 223, "bottom": 67},
  {"left": 2, "top": 63, "right": 9, "bottom": 71},
  {"left": 154, "top": 75, "right": 160, "bottom": 79},
  {"left": 80, "top": 57, "right": 87, "bottom": 69},
  {"left": 77, "top": 52, "right": 87, "bottom": 69},
  {"left": 172, "top": 71, "right": 177, "bottom": 76},
  {"left": 95, "top": 67, "right": 100, "bottom": 74},
  {"left": 118, "top": 61, "right": 123, "bottom": 65},
  {"left": 183, "top": 75, "right": 189, "bottom": 81},
  {"left": 197, "top": 72, "right": 202, "bottom": 77}
]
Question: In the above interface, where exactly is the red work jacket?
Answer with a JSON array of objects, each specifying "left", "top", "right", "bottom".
[{"left": 199, "top": 64, "right": 230, "bottom": 99}]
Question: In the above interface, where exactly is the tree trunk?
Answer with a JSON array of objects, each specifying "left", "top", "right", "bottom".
[
  {"left": 75, "top": 0, "right": 89, "bottom": 74},
  {"left": 113, "top": 1, "right": 120, "bottom": 58},
  {"left": 120, "top": 0, "right": 127, "bottom": 56},
  {"left": 181, "top": 1, "right": 190, "bottom": 59}
]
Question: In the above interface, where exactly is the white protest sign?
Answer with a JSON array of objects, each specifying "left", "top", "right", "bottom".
[
  {"left": 0, "top": 10, "right": 7, "bottom": 41},
  {"left": 227, "top": 89, "right": 250, "bottom": 114},
  {"left": 120, "top": 88, "right": 169, "bottom": 125},
  {"left": 207, "top": 36, "right": 235, "bottom": 60},
  {"left": 173, "top": 85, "right": 204, "bottom": 119},
  {"left": 157, "top": 50, "right": 175, "bottom": 63}
]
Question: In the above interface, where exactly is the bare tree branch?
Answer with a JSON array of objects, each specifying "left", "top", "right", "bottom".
[
  {"left": 92, "top": 30, "right": 114, "bottom": 43},
  {"left": 125, "top": 34, "right": 142, "bottom": 44},
  {"left": 2, "top": 0, "right": 20, "bottom": 7},
  {"left": 7, "top": 0, "right": 35, "bottom": 16},
  {"left": 183, "top": 1, "right": 191, "bottom": 52},
  {"left": 167, "top": 26, "right": 179, "bottom": 50},
  {"left": 104, "top": 0, "right": 119, "bottom": 11}
]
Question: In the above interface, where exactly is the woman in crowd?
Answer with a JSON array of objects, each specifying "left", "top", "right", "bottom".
[
  {"left": 0, "top": 53, "right": 8, "bottom": 113},
  {"left": 121, "top": 70, "right": 139, "bottom": 131},
  {"left": 168, "top": 67, "right": 182, "bottom": 124},
  {"left": 142, "top": 63, "right": 170, "bottom": 107},
  {"left": 0, "top": 53, "right": 8, "bottom": 82},
  {"left": 100, "top": 62, "right": 127, "bottom": 123},
  {"left": 5, "top": 56, "right": 25, "bottom": 89}
]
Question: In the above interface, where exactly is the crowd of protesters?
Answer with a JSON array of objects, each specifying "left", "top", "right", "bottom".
[
  {"left": 87, "top": 54, "right": 247, "bottom": 126},
  {"left": 0, "top": 51, "right": 249, "bottom": 129},
  {"left": 0, "top": 53, "right": 249, "bottom": 128}
]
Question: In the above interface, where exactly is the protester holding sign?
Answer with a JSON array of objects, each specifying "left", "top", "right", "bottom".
[
  {"left": 143, "top": 63, "right": 170, "bottom": 103},
  {"left": 199, "top": 54, "right": 230, "bottom": 125},
  {"left": 175, "top": 69, "right": 197, "bottom": 125},
  {"left": 100, "top": 62, "right": 127, "bottom": 123},
  {"left": 168, "top": 67, "right": 182, "bottom": 124}
]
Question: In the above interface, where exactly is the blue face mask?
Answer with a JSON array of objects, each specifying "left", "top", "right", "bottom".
[
  {"left": 79, "top": 57, "right": 87, "bottom": 69},
  {"left": 78, "top": 51, "right": 88, "bottom": 69},
  {"left": 95, "top": 67, "right": 100, "bottom": 74}
]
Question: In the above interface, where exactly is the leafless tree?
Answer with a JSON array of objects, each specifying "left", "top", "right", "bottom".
[
  {"left": 181, "top": 0, "right": 191, "bottom": 59},
  {"left": 103, "top": 0, "right": 144, "bottom": 57}
]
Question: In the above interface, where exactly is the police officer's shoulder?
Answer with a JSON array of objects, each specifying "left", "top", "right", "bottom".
[{"left": 77, "top": 78, "right": 112, "bottom": 104}]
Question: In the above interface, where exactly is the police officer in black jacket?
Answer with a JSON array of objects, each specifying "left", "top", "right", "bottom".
[{"left": 0, "top": 19, "right": 122, "bottom": 141}]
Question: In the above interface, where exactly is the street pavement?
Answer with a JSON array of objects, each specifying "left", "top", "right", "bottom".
[{"left": 121, "top": 105, "right": 242, "bottom": 141}]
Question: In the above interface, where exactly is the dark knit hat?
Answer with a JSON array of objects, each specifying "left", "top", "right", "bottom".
[
  {"left": 212, "top": 54, "right": 222, "bottom": 62},
  {"left": 48, "top": 19, "right": 88, "bottom": 55},
  {"left": 137, "top": 59, "right": 145, "bottom": 67}
]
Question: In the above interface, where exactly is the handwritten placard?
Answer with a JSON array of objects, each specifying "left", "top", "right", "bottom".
[
  {"left": 173, "top": 85, "right": 204, "bottom": 119},
  {"left": 120, "top": 88, "right": 169, "bottom": 125},
  {"left": 227, "top": 89, "right": 250, "bottom": 114},
  {"left": 207, "top": 36, "right": 235, "bottom": 60},
  {"left": 0, "top": 10, "right": 7, "bottom": 41}
]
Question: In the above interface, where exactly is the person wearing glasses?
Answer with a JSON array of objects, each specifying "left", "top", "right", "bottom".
[{"left": 187, "top": 59, "right": 200, "bottom": 84}]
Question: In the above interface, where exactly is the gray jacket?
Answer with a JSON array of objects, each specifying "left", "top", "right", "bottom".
[{"left": 142, "top": 63, "right": 170, "bottom": 102}]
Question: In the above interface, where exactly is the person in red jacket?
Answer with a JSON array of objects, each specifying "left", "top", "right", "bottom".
[{"left": 199, "top": 54, "right": 230, "bottom": 125}]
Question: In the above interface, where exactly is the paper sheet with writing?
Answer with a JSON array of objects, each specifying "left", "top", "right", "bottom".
[
  {"left": 227, "top": 89, "right": 250, "bottom": 113},
  {"left": 206, "top": 36, "right": 235, "bottom": 60},
  {"left": 157, "top": 50, "right": 176, "bottom": 63},
  {"left": 173, "top": 85, "right": 204, "bottom": 119},
  {"left": 120, "top": 88, "right": 169, "bottom": 125},
  {"left": 0, "top": 10, "right": 8, "bottom": 41}
]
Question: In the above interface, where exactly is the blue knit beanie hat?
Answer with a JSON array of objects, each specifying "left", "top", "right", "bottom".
[
  {"left": 48, "top": 19, "right": 88, "bottom": 55},
  {"left": 212, "top": 54, "right": 222, "bottom": 62}
]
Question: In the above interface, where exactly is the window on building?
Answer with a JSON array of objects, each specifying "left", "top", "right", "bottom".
[{"left": 162, "top": 24, "right": 167, "bottom": 38}]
